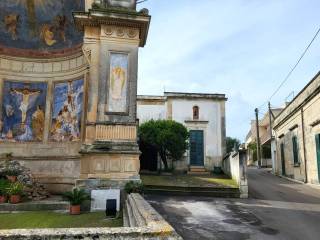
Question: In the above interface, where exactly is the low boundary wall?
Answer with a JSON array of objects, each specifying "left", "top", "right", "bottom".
[
  {"left": 222, "top": 149, "right": 248, "bottom": 198},
  {"left": 0, "top": 194, "right": 182, "bottom": 240}
]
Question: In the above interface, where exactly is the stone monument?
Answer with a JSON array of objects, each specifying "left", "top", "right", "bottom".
[{"left": 73, "top": 0, "right": 151, "bottom": 190}]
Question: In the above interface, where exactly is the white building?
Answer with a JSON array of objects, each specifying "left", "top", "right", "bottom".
[{"left": 137, "top": 92, "right": 227, "bottom": 172}]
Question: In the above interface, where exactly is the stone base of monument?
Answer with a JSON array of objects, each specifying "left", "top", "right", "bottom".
[{"left": 75, "top": 178, "right": 140, "bottom": 212}]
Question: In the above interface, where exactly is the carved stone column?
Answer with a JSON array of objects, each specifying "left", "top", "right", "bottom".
[{"left": 73, "top": 0, "right": 150, "bottom": 186}]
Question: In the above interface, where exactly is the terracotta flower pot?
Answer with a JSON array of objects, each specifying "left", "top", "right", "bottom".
[
  {"left": 70, "top": 205, "right": 81, "bottom": 215},
  {"left": 6, "top": 176, "right": 17, "bottom": 183},
  {"left": 0, "top": 195, "right": 7, "bottom": 204},
  {"left": 9, "top": 195, "right": 21, "bottom": 204}
]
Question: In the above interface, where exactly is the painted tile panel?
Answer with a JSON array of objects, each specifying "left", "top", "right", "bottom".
[
  {"left": 50, "top": 79, "right": 84, "bottom": 142},
  {"left": 108, "top": 53, "right": 128, "bottom": 113},
  {"left": 0, "top": 81, "right": 47, "bottom": 142}
]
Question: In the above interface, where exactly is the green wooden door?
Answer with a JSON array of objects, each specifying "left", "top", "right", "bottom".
[
  {"left": 190, "top": 130, "right": 204, "bottom": 166},
  {"left": 280, "top": 143, "right": 286, "bottom": 176},
  {"left": 315, "top": 134, "right": 320, "bottom": 182}
]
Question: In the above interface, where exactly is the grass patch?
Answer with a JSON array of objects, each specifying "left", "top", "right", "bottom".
[
  {"left": 141, "top": 174, "right": 238, "bottom": 188},
  {"left": 0, "top": 211, "right": 123, "bottom": 229}
]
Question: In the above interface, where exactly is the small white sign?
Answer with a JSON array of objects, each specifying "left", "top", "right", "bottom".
[{"left": 91, "top": 189, "right": 120, "bottom": 212}]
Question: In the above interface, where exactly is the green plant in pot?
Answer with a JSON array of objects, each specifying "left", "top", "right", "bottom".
[
  {"left": 63, "top": 188, "right": 91, "bottom": 215},
  {"left": 0, "top": 179, "right": 9, "bottom": 204},
  {"left": 7, "top": 182, "right": 24, "bottom": 204},
  {"left": 4, "top": 168, "right": 21, "bottom": 183}
]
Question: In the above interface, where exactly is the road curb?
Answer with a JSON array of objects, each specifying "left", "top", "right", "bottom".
[{"left": 271, "top": 172, "right": 320, "bottom": 190}]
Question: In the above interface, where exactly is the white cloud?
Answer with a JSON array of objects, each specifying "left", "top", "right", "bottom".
[{"left": 138, "top": 0, "right": 320, "bottom": 140}]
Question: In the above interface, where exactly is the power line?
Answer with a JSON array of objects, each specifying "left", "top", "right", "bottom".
[
  {"left": 258, "top": 26, "right": 320, "bottom": 109},
  {"left": 137, "top": 0, "right": 148, "bottom": 4}
]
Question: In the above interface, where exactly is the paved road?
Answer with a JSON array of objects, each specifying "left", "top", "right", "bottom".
[{"left": 145, "top": 168, "right": 320, "bottom": 240}]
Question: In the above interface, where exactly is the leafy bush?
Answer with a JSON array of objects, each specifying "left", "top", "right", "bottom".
[
  {"left": 247, "top": 142, "right": 258, "bottom": 161},
  {"left": 226, "top": 137, "right": 241, "bottom": 153},
  {"left": 3, "top": 168, "right": 21, "bottom": 177},
  {"left": 7, "top": 182, "right": 24, "bottom": 196},
  {"left": 63, "top": 188, "right": 91, "bottom": 206},
  {"left": 0, "top": 179, "right": 9, "bottom": 196},
  {"left": 124, "top": 181, "right": 144, "bottom": 194},
  {"left": 139, "top": 120, "right": 189, "bottom": 170},
  {"left": 0, "top": 159, "right": 22, "bottom": 177}
]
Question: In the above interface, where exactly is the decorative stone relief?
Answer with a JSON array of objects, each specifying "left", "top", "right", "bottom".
[
  {"left": 82, "top": 46, "right": 92, "bottom": 65},
  {"left": 101, "top": 26, "right": 139, "bottom": 40}
]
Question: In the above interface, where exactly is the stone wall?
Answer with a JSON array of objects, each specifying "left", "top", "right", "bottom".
[
  {"left": 123, "top": 193, "right": 182, "bottom": 239},
  {"left": 0, "top": 53, "right": 87, "bottom": 193},
  {"left": 0, "top": 194, "right": 182, "bottom": 240},
  {"left": 222, "top": 150, "right": 248, "bottom": 198},
  {"left": 273, "top": 72, "right": 320, "bottom": 184}
]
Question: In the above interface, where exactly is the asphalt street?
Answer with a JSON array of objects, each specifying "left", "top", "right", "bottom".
[{"left": 145, "top": 168, "right": 320, "bottom": 240}]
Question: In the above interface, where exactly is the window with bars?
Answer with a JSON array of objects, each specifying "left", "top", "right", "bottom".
[
  {"left": 193, "top": 106, "right": 199, "bottom": 120},
  {"left": 292, "top": 136, "right": 299, "bottom": 165}
]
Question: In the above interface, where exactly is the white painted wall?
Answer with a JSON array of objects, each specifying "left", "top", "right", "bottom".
[
  {"left": 137, "top": 97, "right": 225, "bottom": 169},
  {"left": 171, "top": 99, "right": 222, "bottom": 158},
  {"left": 137, "top": 103, "right": 166, "bottom": 123}
]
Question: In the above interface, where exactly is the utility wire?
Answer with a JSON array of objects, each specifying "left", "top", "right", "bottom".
[
  {"left": 137, "top": 0, "right": 148, "bottom": 4},
  {"left": 258, "top": 26, "right": 320, "bottom": 109}
]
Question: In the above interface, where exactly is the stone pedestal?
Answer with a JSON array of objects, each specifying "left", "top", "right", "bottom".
[{"left": 73, "top": 0, "right": 150, "bottom": 187}]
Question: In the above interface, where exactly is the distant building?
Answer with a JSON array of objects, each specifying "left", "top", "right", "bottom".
[
  {"left": 245, "top": 108, "right": 283, "bottom": 167},
  {"left": 137, "top": 92, "right": 227, "bottom": 172},
  {"left": 273, "top": 72, "right": 320, "bottom": 184}
]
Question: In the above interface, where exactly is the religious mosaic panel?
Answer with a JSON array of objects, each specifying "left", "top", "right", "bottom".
[
  {"left": 108, "top": 53, "right": 128, "bottom": 113},
  {"left": 0, "top": 81, "right": 47, "bottom": 142},
  {"left": 0, "top": 0, "right": 84, "bottom": 57},
  {"left": 50, "top": 79, "right": 84, "bottom": 142}
]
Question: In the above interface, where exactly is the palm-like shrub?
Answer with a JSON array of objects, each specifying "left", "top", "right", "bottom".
[
  {"left": 0, "top": 179, "right": 9, "bottom": 196},
  {"left": 6, "top": 182, "right": 24, "bottom": 195},
  {"left": 63, "top": 188, "right": 91, "bottom": 206}
]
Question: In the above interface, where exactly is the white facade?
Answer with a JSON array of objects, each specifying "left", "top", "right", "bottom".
[{"left": 137, "top": 92, "right": 227, "bottom": 171}]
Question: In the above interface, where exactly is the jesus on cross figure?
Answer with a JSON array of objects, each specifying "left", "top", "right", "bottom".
[{"left": 11, "top": 86, "right": 41, "bottom": 125}]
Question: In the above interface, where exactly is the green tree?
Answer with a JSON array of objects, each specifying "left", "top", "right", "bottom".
[
  {"left": 226, "top": 137, "right": 241, "bottom": 153},
  {"left": 247, "top": 141, "right": 258, "bottom": 161},
  {"left": 139, "top": 120, "right": 189, "bottom": 170}
]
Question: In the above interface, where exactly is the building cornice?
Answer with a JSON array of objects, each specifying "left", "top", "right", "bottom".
[
  {"left": 274, "top": 71, "right": 320, "bottom": 130},
  {"left": 73, "top": 9, "right": 151, "bottom": 47}
]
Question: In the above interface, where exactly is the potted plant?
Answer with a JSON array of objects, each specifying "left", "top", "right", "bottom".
[
  {"left": 63, "top": 188, "right": 91, "bottom": 215},
  {"left": 0, "top": 179, "right": 9, "bottom": 203},
  {"left": 7, "top": 182, "right": 24, "bottom": 204},
  {"left": 5, "top": 168, "right": 21, "bottom": 183}
]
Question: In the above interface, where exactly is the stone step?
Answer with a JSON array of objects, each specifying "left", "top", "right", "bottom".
[
  {"left": 0, "top": 197, "right": 69, "bottom": 212},
  {"left": 144, "top": 185, "right": 238, "bottom": 192},
  {"left": 187, "top": 171, "right": 210, "bottom": 175},
  {"left": 144, "top": 188, "right": 240, "bottom": 198},
  {"left": 189, "top": 166, "right": 208, "bottom": 173},
  {"left": 189, "top": 166, "right": 206, "bottom": 170},
  {"left": 189, "top": 168, "right": 207, "bottom": 172}
]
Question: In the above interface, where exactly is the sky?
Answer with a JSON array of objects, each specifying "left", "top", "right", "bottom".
[{"left": 137, "top": 0, "right": 320, "bottom": 142}]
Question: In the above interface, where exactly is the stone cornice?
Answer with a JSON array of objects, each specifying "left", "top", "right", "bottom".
[
  {"left": 73, "top": 9, "right": 151, "bottom": 47},
  {"left": 0, "top": 53, "right": 87, "bottom": 75},
  {"left": 274, "top": 71, "right": 320, "bottom": 129}
]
